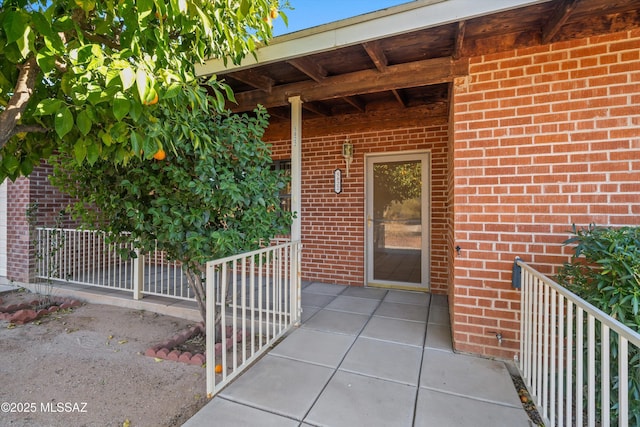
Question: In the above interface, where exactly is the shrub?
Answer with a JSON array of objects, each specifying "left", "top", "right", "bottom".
[
  {"left": 557, "top": 224, "right": 640, "bottom": 425},
  {"left": 558, "top": 224, "right": 640, "bottom": 330}
]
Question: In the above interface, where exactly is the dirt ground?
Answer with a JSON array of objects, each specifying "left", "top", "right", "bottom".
[{"left": 0, "top": 289, "right": 208, "bottom": 427}]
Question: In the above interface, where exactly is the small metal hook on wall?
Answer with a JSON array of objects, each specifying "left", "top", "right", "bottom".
[{"left": 455, "top": 245, "right": 461, "bottom": 256}]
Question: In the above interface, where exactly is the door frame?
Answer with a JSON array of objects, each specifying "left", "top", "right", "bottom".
[{"left": 364, "top": 150, "right": 431, "bottom": 291}]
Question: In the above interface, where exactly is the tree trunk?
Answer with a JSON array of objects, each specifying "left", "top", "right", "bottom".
[
  {"left": 0, "top": 56, "right": 41, "bottom": 148},
  {"left": 184, "top": 265, "right": 207, "bottom": 324}
]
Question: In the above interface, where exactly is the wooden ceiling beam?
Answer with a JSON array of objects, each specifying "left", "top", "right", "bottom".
[
  {"left": 542, "top": 0, "right": 579, "bottom": 43},
  {"left": 230, "top": 56, "right": 468, "bottom": 112},
  {"left": 454, "top": 21, "right": 466, "bottom": 59},
  {"left": 228, "top": 69, "right": 275, "bottom": 93},
  {"left": 362, "top": 41, "right": 389, "bottom": 72},
  {"left": 287, "top": 57, "right": 328, "bottom": 82}
]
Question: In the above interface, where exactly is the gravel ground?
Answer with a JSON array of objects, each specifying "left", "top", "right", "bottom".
[{"left": 0, "top": 289, "right": 208, "bottom": 427}]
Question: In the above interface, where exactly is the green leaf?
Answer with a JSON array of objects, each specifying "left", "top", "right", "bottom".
[
  {"left": 86, "top": 143, "right": 100, "bottom": 166},
  {"left": 76, "top": 110, "right": 92, "bottom": 135},
  {"left": 239, "top": 0, "right": 251, "bottom": 19},
  {"left": 129, "top": 100, "right": 142, "bottom": 122},
  {"left": 54, "top": 107, "right": 74, "bottom": 139},
  {"left": 20, "top": 158, "right": 34, "bottom": 176},
  {"left": 130, "top": 131, "right": 144, "bottom": 155},
  {"left": 113, "top": 95, "right": 131, "bottom": 121},
  {"left": 15, "top": 26, "right": 34, "bottom": 60},
  {"left": 120, "top": 67, "right": 136, "bottom": 90},
  {"left": 136, "top": 68, "right": 149, "bottom": 101},
  {"left": 34, "top": 99, "right": 63, "bottom": 116},
  {"left": 3, "top": 155, "right": 20, "bottom": 174},
  {"left": 36, "top": 51, "right": 57, "bottom": 74},
  {"left": 74, "top": 139, "right": 88, "bottom": 163},
  {"left": 3, "top": 11, "right": 30, "bottom": 45}
]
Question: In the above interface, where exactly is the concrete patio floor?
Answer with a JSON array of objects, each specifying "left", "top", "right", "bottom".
[{"left": 184, "top": 282, "right": 531, "bottom": 427}]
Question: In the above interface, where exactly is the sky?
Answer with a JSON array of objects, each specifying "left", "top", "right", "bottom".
[{"left": 272, "top": 0, "right": 413, "bottom": 36}]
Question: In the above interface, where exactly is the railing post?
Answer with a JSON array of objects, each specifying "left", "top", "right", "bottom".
[
  {"left": 205, "top": 261, "right": 215, "bottom": 397},
  {"left": 133, "top": 248, "right": 144, "bottom": 300},
  {"left": 512, "top": 256, "right": 521, "bottom": 289},
  {"left": 290, "top": 242, "right": 302, "bottom": 325}
]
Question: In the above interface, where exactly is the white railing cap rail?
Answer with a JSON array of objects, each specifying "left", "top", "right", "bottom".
[
  {"left": 516, "top": 258, "right": 640, "bottom": 348},
  {"left": 206, "top": 241, "right": 300, "bottom": 266}
]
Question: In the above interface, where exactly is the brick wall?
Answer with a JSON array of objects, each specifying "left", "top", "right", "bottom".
[
  {"left": 6, "top": 162, "right": 76, "bottom": 282},
  {"left": 6, "top": 177, "right": 32, "bottom": 282},
  {"left": 266, "top": 108, "right": 450, "bottom": 292},
  {"left": 452, "top": 29, "right": 640, "bottom": 358}
]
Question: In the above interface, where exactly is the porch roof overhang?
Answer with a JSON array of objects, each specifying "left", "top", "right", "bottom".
[{"left": 196, "top": 0, "right": 640, "bottom": 122}]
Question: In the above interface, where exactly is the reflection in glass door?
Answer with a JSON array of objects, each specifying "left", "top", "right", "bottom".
[{"left": 366, "top": 152, "right": 429, "bottom": 290}]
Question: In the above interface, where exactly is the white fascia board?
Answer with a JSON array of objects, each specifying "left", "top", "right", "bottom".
[{"left": 195, "top": 0, "right": 551, "bottom": 77}]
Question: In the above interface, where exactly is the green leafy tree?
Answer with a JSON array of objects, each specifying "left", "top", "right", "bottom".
[
  {"left": 1, "top": 0, "right": 292, "bottom": 323},
  {"left": 51, "top": 103, "right": 293, "bottom": 322},
  {"left": 0, "top": 0, "right": 286, "bottom": 181}
]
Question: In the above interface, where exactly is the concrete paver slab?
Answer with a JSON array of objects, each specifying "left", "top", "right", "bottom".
[
  {"left": 301, "top": 292, "right": 336, "bottom": 308},
  {"left": 340, "top": 337, "right": 423, "bottom": 386},
  {"left": 420, "top": 349, "right": 522, "bottom": 407},
  {"left": 302, "top": 309, "right": 370, "bottom": 336},
  {"left": 220, "top": 355, "right": 334, "bottom": 420},
  {"left": 374, "top": 301, "right": 429, "bottom": 323},
  {"left": 305, "top": 370, "right": 416, "bottom": 427},
  {"left": 360, "top": 315, "right": 426, "bottom": 347},
  {"left": 325, "top": 295, "right": 380, "bottom": 315},
  {"left": 340, "top": 286, "right": 388, "bottom": 300},
  {"left": 384, "top": 290, "right": 430, "bottom": 306},
  {"left": 415, "top": 388, "right": 531, "bottom": 427},
  {"left": 424, "top": 324, "right": 453, "bottom": 352},
  {"left": 427, "top": 305, "right": 450, "bottom": 325},
  {"left": 300, "top": 305, "right": 320, "bottom": 323},
  {"left": 303, "top": 282, "right": 346, "bottom": 296},
  {"left": 183, "top": 398, "right": 299, "bottom": 427},
  {"left": 269, "top": 328, "right": 356, "bottom": 368}
]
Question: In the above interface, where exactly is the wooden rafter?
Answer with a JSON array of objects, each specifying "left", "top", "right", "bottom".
[
  {"left": 302, "top": 102, "right": 331, "bottom": 117},
  {"left": 391, "top": 89, "right": 406, "bottom": 107},
  {"left": 454, "top": 21, "right": 466, "bottom": 59},
  {"left": 287, "top": 57, "right": 328, "bottom": 82},
  {"left": 343, "top": 96, "right": 366, "bottom": 112},
  {"left": 542, "top": 0, "right": 579, "bottom": 43},
  {"left": 230, "top": 56, "right": 468, "bottom": 112},
  {"left": 229, "top": 69, "right": 275, "bottom": 93},
  {"left": 362, "top": 41, "right": 388, "bottom": 72}
]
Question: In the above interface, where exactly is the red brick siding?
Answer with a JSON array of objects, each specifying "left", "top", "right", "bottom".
[
  {"left": 6, "top": 162, "right": 76, "bottom": 282},
  {"left": 452, "top": 29, "right": 640, "bottom": 358},
  {"left": 269, "top": 122, "right": 450, "bottom": 292},
  {"left": 6, "top": 177, "right": 32, "bottom": 282}
]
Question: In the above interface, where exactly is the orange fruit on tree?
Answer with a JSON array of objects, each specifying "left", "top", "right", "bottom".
[
  {"left": 270, "top": 7, "right": 278, "bottom": 19},
  {"left": 153, "top": 149, "right": 166, "bottom": 161},
  {"left": 144, "top": 92, "right": 159, "bottom": 106},
  {"left": 214, "top": 364, "right": 223, "bottom": 374}
]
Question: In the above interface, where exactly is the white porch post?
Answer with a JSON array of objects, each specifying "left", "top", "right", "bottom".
[
  {"left": 133, "top": 248, "right": 144, "bottom": 300},
  {"left": 289, "top": 96, "right": 302, "bottom": 242}
]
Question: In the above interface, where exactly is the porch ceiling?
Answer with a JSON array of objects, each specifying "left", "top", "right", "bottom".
[{"left": 202, "top": 0, "right": 640, "bottom": 123}]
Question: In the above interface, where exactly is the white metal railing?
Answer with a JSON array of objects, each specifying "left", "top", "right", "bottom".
[
  {"left": 516, "top": 258, "right": 640, "bottom": 427},
  {"left": 35, "top": 228, "right": 194, "bottom": 300},
  {"left": 205, "top": 241, "right": 302, "bottom": 397}
]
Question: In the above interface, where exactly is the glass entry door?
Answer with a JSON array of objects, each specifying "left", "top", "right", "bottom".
[{"left": 366, "top": 152, "right": 429, "bottom": 290}]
